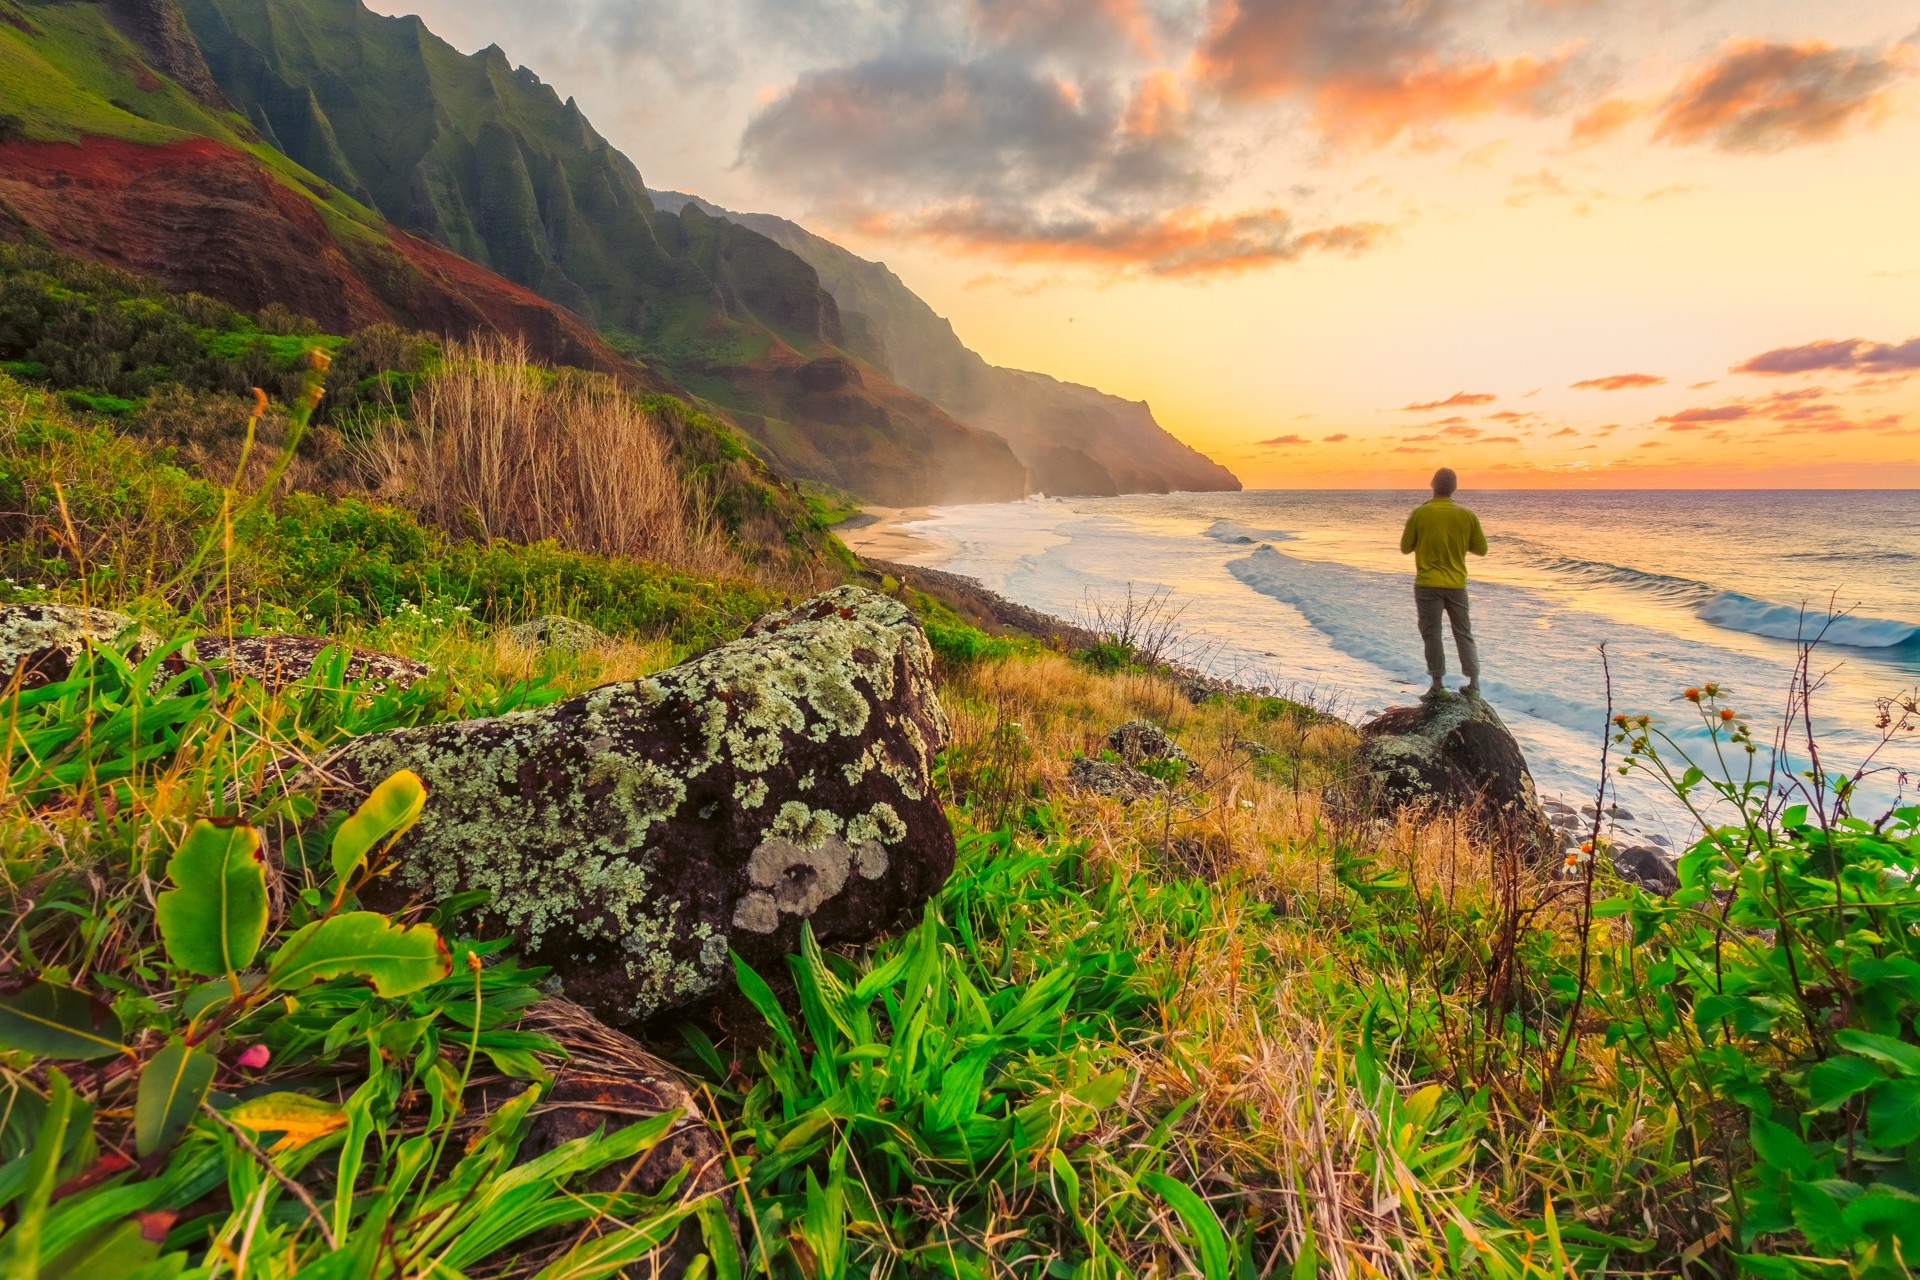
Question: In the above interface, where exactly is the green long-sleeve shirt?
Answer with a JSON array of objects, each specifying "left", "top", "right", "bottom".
[{"left": 1400, "top": 497, "right": 1487, "bottom": 588}]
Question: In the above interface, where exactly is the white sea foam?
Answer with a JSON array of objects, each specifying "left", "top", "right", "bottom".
[{"left": 1202, "top": 518, "right": 1297, "bottom": 545}]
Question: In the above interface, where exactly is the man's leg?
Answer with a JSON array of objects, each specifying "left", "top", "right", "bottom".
[
  {"left": 1414, "top": 586, "right": 1447, "bottom": 692},
  {"left": 1443, "top": 588, "right": 1481, "bottom": 691}
]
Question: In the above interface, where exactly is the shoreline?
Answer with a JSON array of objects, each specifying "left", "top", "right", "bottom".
[{"left": 833, "top": 506, "right": 951, "bottom": 566}]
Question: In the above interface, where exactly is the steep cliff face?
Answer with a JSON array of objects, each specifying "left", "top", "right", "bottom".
[
  {"left": 0, "top": 5, "right": 626, "bottom": 371},
  {"left": 651, "top": 192, "right": 1242, "bottom": 497}
]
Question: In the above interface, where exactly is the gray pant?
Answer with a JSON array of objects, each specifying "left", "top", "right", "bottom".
[{"left": 1415, "top": 585, "right": 1479, "bottom": 683}]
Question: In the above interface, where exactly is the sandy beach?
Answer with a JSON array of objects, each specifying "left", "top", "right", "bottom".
[{"left": 832, "top": 506, "right": 952, "bottom": 565}]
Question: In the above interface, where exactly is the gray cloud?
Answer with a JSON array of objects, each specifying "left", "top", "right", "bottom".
[
  {"left": 1655, "top": 38, "right": 1912, "bottom": 151},
  {"left": 1735, "top": 336, "right": 1920, "bottom": 375}
]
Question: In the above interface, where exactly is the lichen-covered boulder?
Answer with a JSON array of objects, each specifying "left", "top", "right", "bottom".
[
  {"left": 327, "top": 586, "right": 953, "bottom": 1024},
  {"left": 1358, "top": 695, "right": 1553, "bottom": 852},
  {"left": 0, "top": 603, "right": 161, "bottom": 689},
  {"left": 190, "top": 634, "right": 429, "bottom": 693},
  {"left": 1108, "top": 719, "right": 1194, "bottom": 771},
  {"left": 509, "top": 615, "right": 611, "bottom": 653}
]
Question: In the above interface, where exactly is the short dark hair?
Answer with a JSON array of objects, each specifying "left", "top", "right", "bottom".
[{"left": 1431, "top": 468, "right": 1458, "bottom": 496}]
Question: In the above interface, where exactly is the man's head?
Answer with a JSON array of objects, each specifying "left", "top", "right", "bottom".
[{"left": 1431, "top": 468, "right": 1458, "bottom": 497}]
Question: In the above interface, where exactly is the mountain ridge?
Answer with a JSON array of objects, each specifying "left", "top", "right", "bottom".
[{"left": 649, "top": 190, "right": 1242, "bottom": 497}]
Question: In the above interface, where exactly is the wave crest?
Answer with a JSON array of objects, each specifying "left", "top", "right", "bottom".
[
  {"left": 1697, "top": 594, "right": 1918, "bottom": 650},
  {"left": 1204, "top": 518, "right": 1296, "bottom": 545}
]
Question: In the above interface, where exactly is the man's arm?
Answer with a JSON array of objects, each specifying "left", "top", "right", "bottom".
[
  {"left": 1400, "top": 510, "right": 1419, "bottom": 555},
  {"left": 1469, "top": 513, "right": 1488, "bottom": 557}
]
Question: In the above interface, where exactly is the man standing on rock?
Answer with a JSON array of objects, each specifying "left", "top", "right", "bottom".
[{"left": 1400, "top": 467, "right": 1486, "bottom": 698}]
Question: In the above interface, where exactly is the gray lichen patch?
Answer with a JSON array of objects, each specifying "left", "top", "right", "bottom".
[{"left": 0, "top": 603, "right": 160, "bottom": 687}]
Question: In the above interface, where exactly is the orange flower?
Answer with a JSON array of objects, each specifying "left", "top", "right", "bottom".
[
  {"left": 1580, "top": 841, "right": 1594, "bottom": 854},
  {"left": 1719, "top": 708, "right": 1736, "bottom": 721},
  {"left": 250, "top": 387, "right": 268, "bottom": 418},
  {"left": 1684, "top": 688, "right": 1701, "bottom": 702},
  {"left": 1564, "top": 853, "right": 1579, "bottom": 867},
  {"left": 1613, "top": 714, "right": 1629, "bottom": 727}
]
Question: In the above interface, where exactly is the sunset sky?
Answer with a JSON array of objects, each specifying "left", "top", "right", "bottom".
[{"left": 367, "top": 0, "right": 1919, "bottom": 487}]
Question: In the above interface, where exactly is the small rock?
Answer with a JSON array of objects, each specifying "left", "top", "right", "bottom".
[
  {"left": 191, "top": 634, "right": 428, "bottom": 693},
  {"left": 1542, "top": 800, "right": 1575, "bottom": 816},
  {"left": 1358, "top": 695, "right": 1554, "bottom": 854},
  {"left": 1610, "top": 844, "right": 1679, "bottom": 895},
  {"left": 509, "top": 615, "right": 611, "bottom": 653},
  {"left": 1609, "top": 805, "right": 1635, "bottom": 820},
  {"left": 1068, "top": 756, "right": 1165, "bottom": 802},
  {"left": 1108, "top": 719, "right": 1194, "bottom": 769},
  {"left": 0, "top": 603, "right": 161, "bottom": 689},
  {"left": 331, "top": 586, "right": 954, "bottom": 1025},
  {"left": 471, "top": 997, "right": 735, "bottom": 1271},
  {"left": 1646, "top": 833, "right": 1672, "bottom": 849}
]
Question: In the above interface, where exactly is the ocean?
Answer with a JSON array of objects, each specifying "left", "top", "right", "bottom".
[{"left": 893, "top": 490, "right": 1920, "bottom": 842}]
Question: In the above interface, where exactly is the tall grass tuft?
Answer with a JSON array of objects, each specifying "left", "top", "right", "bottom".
[{"left": 372, "top": 337, "right": 743, "bottom": 579}]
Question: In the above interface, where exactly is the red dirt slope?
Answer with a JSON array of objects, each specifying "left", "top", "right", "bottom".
[{"left": 0, "top": 134, "right": 628, "bottom": 373}]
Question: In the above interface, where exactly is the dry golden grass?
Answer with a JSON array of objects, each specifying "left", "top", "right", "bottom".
[
  {"left": 365, "top": 337, "right": 742, "bottom": 579},
  {"left": 933, "top": 648, "right": 1626, "bottom": 1273}
]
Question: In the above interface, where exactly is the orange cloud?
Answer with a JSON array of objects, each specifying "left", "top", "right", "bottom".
[
  {"left": 1310, "top": 53, "right": 1577, "bottom": 146},
  {"left": 900, "top": 205, "right": 1386, "bottom": 277},
  {"left": 1259, "top": 433, "right": 1309, "bottom": 446},
  {"left": 1404, "top": 391, "right": 1496, "bottom": 411},
  {"left": 1569, "top": 97, "right": 1642, "bottom": 144},
  {"left": 1191, "top": 1, "right": 1579, "bottom": 144},
  {"left": 1572, "top": 372, "right": 1666, "bottom": 390},
  {"left": 1124, "top": 70, "right": 1188, "bottom": 138},
  {"left": 1661, "top": 404, "right": 1750, "bottom": 424},
  {"left": 1655, "top": 38, "right": 1913, "bottom": 152}
]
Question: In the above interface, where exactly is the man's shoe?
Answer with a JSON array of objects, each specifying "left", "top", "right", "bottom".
[
  {"left": 1464, "top": 681, "right": 1482, "bottom": 697},
  {"left": 1422, "top": 684, "right": 1450, "bottom": 700}
]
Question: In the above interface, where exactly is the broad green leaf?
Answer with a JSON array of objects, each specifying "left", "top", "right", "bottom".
[
  {"left": 39, "top": 1216, "right": 163, "bottom": 1279},
  {"left": 1141, "top": 1171, "right": 1231, "bottom": 1280},
  {"left": 267, "top": 912, "right": 450, "bottom": 997},
  {"left": 1835, "top": 1029, "right": 1920, "bottom": 1077},
  {"left": 1843, "top": 1188, "right": 1920, "bottom": 1241},
  {"left": 1749, "top": 1114, "right": 1811, "bottom": 1178},
  {"left": 1867, "top": 1078, "right": 1920, "bottom": 1149},
  {"left": 0, "top": 982, "right": 128, "bottom": 1061},
  {"left": 135, "top": 1036, "right": 215, "bottom": 1157},
  {"left": 1808, "top": 1054, "right": 1886, "bottom": 1111},
  {"left": 330, "top": 770, "right": 426, "bottom": 890},
  {"left": 1788, "top": 1182, "right": 1851, "bottom": 1253},
  {"left": 226, "top": 1092, "right": 348, "bottom": 1153},
  {"left": 156, "top": 820, "right": 268, "bottom": 979}
]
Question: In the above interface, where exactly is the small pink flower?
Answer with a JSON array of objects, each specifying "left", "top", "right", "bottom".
[{"left": 236, "top": 1044, "right": 270, "bottom": 1070}]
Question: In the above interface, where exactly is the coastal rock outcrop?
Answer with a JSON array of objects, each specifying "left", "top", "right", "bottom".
[
  {"left": 0, "top": 603, "right": 160, "bottom": 688},
  {"left": 1358, "top": 695, "right": 1554, "bottom": 851},
  {"left": 1608, "top": 843, "right": 1680, "bottom": 895},
  {"left": 328, "top": 586, "right": 955, "bottom": 1025}
]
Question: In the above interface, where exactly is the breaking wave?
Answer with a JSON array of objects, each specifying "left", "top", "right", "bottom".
[
  {"left": 1697, "top": 594, "right": 1919, "bottom": 650},
  {"left": 1203, "top": 518, "right": 1297, "bottom": 545}
]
